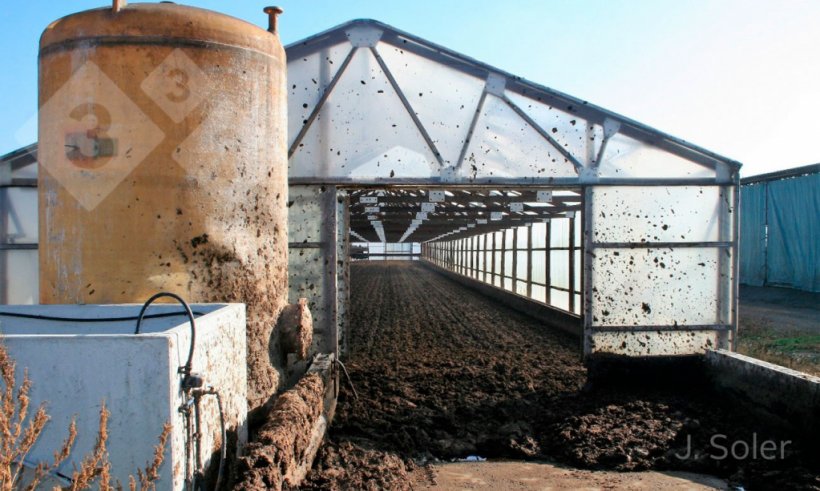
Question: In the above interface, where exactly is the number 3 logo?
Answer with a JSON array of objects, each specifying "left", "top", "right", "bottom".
[
  {"left": 165, "top": 68, "right": 191, "bottom": 103},
  {"left": 65, "top": 102, "right": 116, "bottom": 169}
]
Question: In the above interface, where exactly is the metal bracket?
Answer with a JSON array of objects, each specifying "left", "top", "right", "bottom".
[
  {"left": 346, "top": 25, "right": 383, "bottom": 47},
  {"left": 428, "top": 190, "right": 446, "bottom": 202},
  {"left": 536, "top": 190, "right": 553, "bottom": 203},
  {"left": 485, "top": 73, "right": 506, "bottom": 97}
]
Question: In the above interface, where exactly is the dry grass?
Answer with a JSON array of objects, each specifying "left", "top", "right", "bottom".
[
  {"left": 0, "top": 342, "right": 75, "bottom": 491},
  {"left": 0, "top": 343, "right": 172, "bottom": 490},
  {"left": 737, "top": 322, "right": 820, "bottom": 377}
]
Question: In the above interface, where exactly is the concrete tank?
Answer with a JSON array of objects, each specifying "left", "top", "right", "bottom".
[{"left": 38, "top": 2, "right": 288, "bottom": 411}]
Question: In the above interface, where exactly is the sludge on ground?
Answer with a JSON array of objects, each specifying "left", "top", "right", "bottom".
[{"left": 302, "top": 262, "right": 819, "bottom": 490}]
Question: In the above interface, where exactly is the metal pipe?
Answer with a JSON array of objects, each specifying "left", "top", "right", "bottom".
[
  {"left": 112, "top": 0, "right": 127, "bottom": 13},
  {"left": 263, "top": 6, "right": 283, "bottom": 34}
]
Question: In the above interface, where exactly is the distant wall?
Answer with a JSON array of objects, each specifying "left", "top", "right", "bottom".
[{"left": 740, "top": 165, "right": 820, "bottom": 292}]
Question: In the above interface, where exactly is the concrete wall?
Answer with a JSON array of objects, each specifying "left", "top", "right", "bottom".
[
  {"left": 1, "top": 303, "right": 247, "bottom": 490},
  {"left": 705, "top": 349, "right": 820, "bottom": 438}
]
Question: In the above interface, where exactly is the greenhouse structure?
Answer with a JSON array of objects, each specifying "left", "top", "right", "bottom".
[{"left": 1, "top": 19, "right": 741, "bottom": 360}]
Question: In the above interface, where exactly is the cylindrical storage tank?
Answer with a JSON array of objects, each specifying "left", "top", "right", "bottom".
[{"left": 38, "top": 3, "right": 288, "bottom": 411}]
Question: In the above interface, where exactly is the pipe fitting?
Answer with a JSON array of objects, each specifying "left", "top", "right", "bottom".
[{"left": 263, "top": 6, "right": 283, "bottom": 34}]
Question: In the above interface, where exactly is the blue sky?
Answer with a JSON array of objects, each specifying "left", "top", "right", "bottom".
[{"left": 1, "top": 0, "right": 818, "bottom": 176}]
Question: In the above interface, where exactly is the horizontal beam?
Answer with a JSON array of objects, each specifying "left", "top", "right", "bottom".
[{"left": 592, "top": 241, "right": 732, "bottom": 249}]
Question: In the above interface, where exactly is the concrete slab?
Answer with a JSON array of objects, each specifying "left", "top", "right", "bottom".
[
  {"left": 0, "top": 303, "right": 247, "bottom": 490},
  {"left": 417, "top": 461, "right": 728, "bottom": 490}
]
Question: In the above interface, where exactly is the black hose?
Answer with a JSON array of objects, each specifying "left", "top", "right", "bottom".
[
  {"left": 135, "top": 292, "right": 196, "bottom": 376},
  {"left": 0, "top": 310, "right": 206, "bottom": 322}
]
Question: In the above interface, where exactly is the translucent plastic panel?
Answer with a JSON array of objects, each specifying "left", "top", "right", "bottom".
[
  {"left": 461, "top": 94, "right": 578, "bottom": 180},
  {"left": 1, "top": 188, "right": 38, "bottom": 244},
  {"left": 506, "top": 91, "right": 599, "bottom": 166},
  {"left": 477, "top": 251, "right": 484, "bottom": 271},
  {"left": 598, "top": 133, "right": 716, "bottom": 179},
  {"left": 1, "top": 249, "right": 39, "bottom": 305},
  {"left": 591, "top": 247, "right": 721, "bottom": 326},
  {"left": 574, "top": 294, "right": 581, "bottom": 315},
  {"left": 12, "top": 161, "right": 37, "bottom": 179},
  {"left": 290, "top": 49, "right": 439, "bottom": 179},
  {"left": 516, "top": 253, "right": 528, "bottom": 280},
  {"left": 503, "top": 251, "right": 514, "bottom": 277},
  {"left": 573, "top": 250, "right": 582, "bottom": 292},
  {"left": 550, "top": 219, "right": 570, "bottom": 248},
  {"left": 590, "top": 331, "right": 720, "bottom": 356},
  {"left": 493, "top": 251, "right": 501, "bottom": 274},
  {"left": 574, "top": 215, "right": 582, "bottom": 245},
  {"left": 504, "top": 230, "right": 514, "bottom": 249},
  {"left": 531, "top": 222, "right": 547, "bottom": 249},
  {"left": 531, "top": 284, "right": 546, "bottom": 303},
  {"left": 287, "top": 42, "right": 353, "bottom": 149},
  {"left": 377, "top": 43, "right": 485, "bottom": 167},
  {"left": 550, "top": 250, "right": 569, "bottom": 289},
  {"left": 591, "top": 186, "right": 725, "bottom": 243},
  {"left": 516, "top": 226, "right": 528, "bottom": 249},
  {"left": 516, "top": 281, "right": 527, "bottom": 296},
  {"left": 551, "top": 289, "right": 569, "bottom": 311},
  {"left": 531, "top": 251, "right": 546, "bottom": 284},
  {"left": 503, "top": 277, "right": 512, "bottom": 291}
]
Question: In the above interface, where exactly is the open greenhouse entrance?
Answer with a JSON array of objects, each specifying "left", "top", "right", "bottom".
[{"left": 347, "top": 186, "right": 584, "bottom": 317}]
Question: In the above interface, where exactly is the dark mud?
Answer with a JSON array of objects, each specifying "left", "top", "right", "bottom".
[
  {"left": 235, "top": 373, "right": 324, "bottom": 490},
  {"left": 303, "top": 262, "right": 819, "bottom": 490}
]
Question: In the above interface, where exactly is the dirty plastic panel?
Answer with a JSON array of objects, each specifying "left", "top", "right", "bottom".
[
  {"left": 378, "top": 43, "right": 485, "bottom": 167},
  {"left": 289, "top": 48, "right": 439, "bottom": 179},
  {"left": 506, "top": 91, "right": 600, "bottom": 166},
  {"left": 591, "top": 186, "right": 726, "bottom": 243},
  {"left": 591, "top": 247, "right": 721, "bottom": 326},
  {"left": 287, "top": 41, "right": 353, "bottom": 150},
  {"left": 597, "top": 133, "right": 716, "bottom": 179},
  {"left": 461, "top": 94, "right": 579, "bottom": 180},
  {"left": 288, "top": 185, "right": 335, "bottom": 352},
  {"left": 590, "top": 331, "right": 720, "bottom": 357}
]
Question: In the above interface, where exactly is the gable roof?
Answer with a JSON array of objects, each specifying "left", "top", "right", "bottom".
[{"left": 285, "top": 19, "right": 740, "bottom": 186}]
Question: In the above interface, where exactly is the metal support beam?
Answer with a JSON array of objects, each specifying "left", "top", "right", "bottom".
[
  {"left": 456, "top": 91, "right": 488, "bottom": 170},
  {"left": 502, "top": 94, "right": 584, "bottom": 173},
  {"left": 370, "top": 46, "right": 446, "bottom": 169},
  {"left": 569, "top": 216, "right": 576, "bottom": 313}
]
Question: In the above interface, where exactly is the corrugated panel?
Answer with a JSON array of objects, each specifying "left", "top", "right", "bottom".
[
  {"left": 739, "top": 184, "right": 766, "bottom": 286},
  {"left": 766, "top": 173, "right": 820, "bottom": 292}
]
